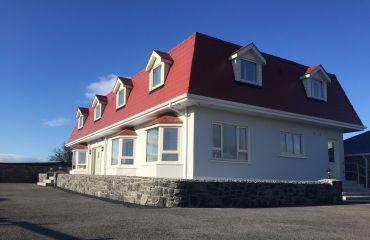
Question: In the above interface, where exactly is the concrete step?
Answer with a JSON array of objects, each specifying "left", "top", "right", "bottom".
[
  {"left": 48, "top": 176, "right": 55, "bottom": 181},
  {"left": 44, "top": 179, "right": 54, "bottom": 184},
  {"left": 37, "top": 182, "right": 53, "bottom": 187},
  {"left": 343, "top": 195, "right": 370, "bottom": 202}
]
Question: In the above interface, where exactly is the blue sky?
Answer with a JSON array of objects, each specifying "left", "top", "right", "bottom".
[{"left": 0, "top": 0, "right": 369, "bottom": 162}]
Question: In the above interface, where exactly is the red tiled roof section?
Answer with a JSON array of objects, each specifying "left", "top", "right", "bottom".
[
  {"left": 67, "top": 33, "right": 196, "bottom": 144},
  {"left": 305, "top": 64, "right": 321, "bottom": 75},
  {"left": 95, "top": 95, "right": 108, "bottom": 104},
  {"left": 154, "top": 50, "right": 173, "bottom": 62},
  {"left": 188, "top": 33, "right": 363, "bottom": 126},
  {"left": 78, "top": 107, "right": 89, "bottom": 115},
  {"left": 117, "top": 76, "right": 133, "bottom": 87},
  {"left": 112, "top": 128, "right": 137, "bottom": 137},
  {"left": 144, "top": 115, "right": 183, "bottom": 128},
  {"left": 73, "top": 144, "right": 87, "bottom": 150}
]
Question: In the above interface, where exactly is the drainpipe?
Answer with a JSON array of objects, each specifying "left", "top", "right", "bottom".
[{"left": 169, "top": 102, "right": 188, "bottom": 179}]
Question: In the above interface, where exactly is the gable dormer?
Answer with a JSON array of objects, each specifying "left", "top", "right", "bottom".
[
  {"left": 113, "top": 76, "right": 133, "bottom": 109},
  {"left": 229, "top": 43, "right": 266, "bottom": 86},
  {"left": 300, "top": 64, "right": 331, "bottom": 102},
  {"left": 76, "top": 107, "right": 89, "bottom": 129},
  {"left": 91, "top": 95, "right": 107, "bottom": 121},
  {"left": 145, "top": 50, "right": 173, "bottom": 92}
]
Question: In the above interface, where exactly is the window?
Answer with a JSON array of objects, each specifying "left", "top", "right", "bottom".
[
  {"left": 77, "top": 115, "right": 84, "bottom": 129},
  {"left": 280, "top": 132, "right": 303, "bottom": 156},
  {"left": 111, "top": 138, "right": 135, "bottom": 166},
  {"left": 94, "top": 104, "right": 101, "bottom": 121},
  {"left": 152, "top": 65, "right": 162, "bottom": 89},
  {"left": 116, "top": 88, "right": 126, "bottom": 108},
  {"left": 212, "top": 123, "right": 249, "bottom": 161},
  {"left": 240, "top": 59, "right": 257, "bottom": 83},
  {"left": 328, "top": 141, "right": 335, "bottom": 162},
  {"left": 72, "top": 151, "right": 87, "bottom": 170},
  {"left": 146, "top": 127, "right": 180, "bottom": 162},
  {"left": 310, "top": 79, "right": 324, "bottom": 99}
]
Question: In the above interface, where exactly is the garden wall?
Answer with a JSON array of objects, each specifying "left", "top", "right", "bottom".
[{"left": 55, "top": 174, "right": 342, "bottom": 207}]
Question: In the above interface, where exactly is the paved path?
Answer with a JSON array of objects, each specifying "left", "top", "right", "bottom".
[{"left": 1, "top": 183, "right": 370, "bottom": 240}]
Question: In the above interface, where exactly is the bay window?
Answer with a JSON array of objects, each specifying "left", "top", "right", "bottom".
[
  {"left": 212, "top": 123, "right": 249, "bottom": 161},
  {"left": 146, "top": 127, "right": 180, "bottom": 162},
  {"left": 72, "top": 151, "right": 87, "bottom": 170},
  {"left": 111, "top": 137, "right": 135, "bottom": 166}
]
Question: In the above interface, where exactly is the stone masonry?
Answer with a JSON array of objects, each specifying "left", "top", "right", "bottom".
[{"left": 55, "top": 174, "right": 342, "bottom": 208}]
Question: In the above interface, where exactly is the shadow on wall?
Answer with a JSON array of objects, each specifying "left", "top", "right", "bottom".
[
  {"left": 0, "top": 218, "right": 112, "bottom": 240},
  {"left": 0, "top": 163, "right": 70, "bottom": 183}
]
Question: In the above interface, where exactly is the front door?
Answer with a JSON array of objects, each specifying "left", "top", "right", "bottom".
[
  {"left": 328, "top": 140, "right": 339, "bottom": 179},
  {"left": 93, "top": 147, "right": 102, "bottom": 175}
]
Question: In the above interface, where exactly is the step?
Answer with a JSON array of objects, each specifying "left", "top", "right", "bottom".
[
  {"left": 49, "top": 176, "right": 55, "bottom": 181},
  {"left": 343, "top": 196, "right": 370, "bottom": 202},
  {"left": 44, "top": 179, "right": 54, "bottom": 184},
  {"left": 37, "top": 182, "right": 53, "bottom": 187}
]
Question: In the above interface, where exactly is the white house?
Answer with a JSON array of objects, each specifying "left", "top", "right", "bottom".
[{"left": 66, "top": 32, "right": 365, "bottom": 181}]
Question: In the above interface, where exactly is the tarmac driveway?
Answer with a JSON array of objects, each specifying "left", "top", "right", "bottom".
[{"left": 0, "top": 183, "right": 370, "bottom": 240}]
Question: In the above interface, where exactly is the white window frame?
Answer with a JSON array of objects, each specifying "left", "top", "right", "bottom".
[
  {"left": 77, "top": 115, "right": 84, "bottom": 129},
  {"left": 94, "top": 103, "right": 102, "bottom": 121},
  {"left": 72, "top": 150, "right": 88, "bottom": 170},
  {"left": 145, "top": 125, "right": 181, "bottom": 163},
  {"left": 234, "top": 57, "right": 263, "bottom": 87},
  {"left": 211, "top": 122, "right": 250, "bottom": 162},
  {"left": 239, "top": 58, "right": 258, "bottom": 84},
  {"left": 149, "top": 63, "right": 165, "bottom": 91},
  {"left": 116, "top": 87, "right": 127, "bottom": 109},
  {"left": 308, "top": 78, "right": 327, "bottom": 101},
  {"left": 280, "top": 131, "right": 305, "bottom": 158},
  {"left": 110, "top": 137, "right": 136, "bottom": 166}
]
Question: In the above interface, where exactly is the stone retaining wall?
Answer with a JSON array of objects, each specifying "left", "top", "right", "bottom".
[{"left": 55, "top": 174, "right": 342, "bottom": 208}]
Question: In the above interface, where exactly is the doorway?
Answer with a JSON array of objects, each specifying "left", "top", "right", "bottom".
[{"left": 92, "top": 147, "right": 103, "bottom": 175}]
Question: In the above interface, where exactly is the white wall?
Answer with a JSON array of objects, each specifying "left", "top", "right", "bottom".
[{"left": 192, "top": 107, "right": 344, "bottom": 181}]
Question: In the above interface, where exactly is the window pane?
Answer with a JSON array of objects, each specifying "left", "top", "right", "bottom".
[
  {"left": 238, "top": 152, "right": 248, "bottom": 160},
  {"left": 311, "top": 79, "right": 323, "bottom": 98},
  {"left": 122, "top": 139, "right": 134, "bottom": 157},
  {"left": 240, "top": 59, "right": 257, "bottom": 82},
  {"left": 152, "top": 65, "right": 162, "bottom": 87},
  {"left": 280, "top": 132, "right": 287, "bottom": 153},
  {"left": 111, "top": 139, "right": 119, "bottom": 165},
  {"left": 286, "top": 133, "right": 294, "bottom": 154},
  {"left": 95, "top": 105, "right": 101, "bottom": 119},
  {"left": 146, "top": 128, "right": 158, "bottom": 162},
  {"left": 78, "top": 116, "right": 83, "bottom": 128},
  {"left": 121, "top": 158, "right": 133, "bottom": 165},
  {"left": 212, "top": 150, "right": 222, "bottom": 159},
  {"left": 72, "top": 152, "right": 77, "bottom": 169},
  {"left": 328, "top": 141, "right": 335, "bottom": 162},
  {"left": 118, "top": 89, "right": 125, "bottom": 106},
  {"left": 222, "top": 125, "right": 237, "bottom": 159},
  {"left": 212, "top": 124, "right": 221, "bottom": 148},
  {"left": 238, "top": 127, "right": 248, "bottom": 150},
  {"left": 293, "top": 135, "right": 302, "bottom": 154},
  {"left": 163, "top": 128, "right": 178, "bottom": 151},
  {"left": 78, "top": 152, "right": 86, "bottom": 164},
  {"left": 162, "top": 153, "right": 178, "bottom": 161}
]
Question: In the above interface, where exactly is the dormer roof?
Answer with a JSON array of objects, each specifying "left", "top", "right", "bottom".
[
  {"left": 229, "top": 42, "right": 266, "bottom": 64},
  {"left": 301, "top": 64, "right": 331, "bottom": 83},
  {"left": 76, "top": 107, "right": 89, "bottom": 117},
  {"left": 91, "top": 95, "right": 108, "bottom": 108},
  {"left": 113, "top": 76, "right": 133, "bottom": 93},
  {"left": 145, "top": 50, "right": 173, "bottom": 72}
]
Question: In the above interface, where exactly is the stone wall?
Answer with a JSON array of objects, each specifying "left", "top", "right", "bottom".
[
  {"left": 56, "top": 174, "right": 342, "bottom": 207},
  {"left": 0, "top": 163, "right": 70, "bottom": 183}
]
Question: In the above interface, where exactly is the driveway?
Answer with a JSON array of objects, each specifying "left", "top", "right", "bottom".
[{"left": 0, "top": 183, "right": 369, "bottom": 240}]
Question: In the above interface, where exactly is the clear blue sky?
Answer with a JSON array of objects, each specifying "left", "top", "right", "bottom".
[{"left": 1, "top": 0, "right": 369, "bottom": 162}]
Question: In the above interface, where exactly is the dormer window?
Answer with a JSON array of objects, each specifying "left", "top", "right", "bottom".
[
  {"left": 76, "top": 107, "right": 89, "bottom": 130},
  {"left": 91, "top": 95, "right": 107, "bottom": 121},
  {"left": 301, "top": 64, "right": 331, "bottom": 102},
  {"left": 145, "top": 50, "right": 173, "bottom": 92},
  {"left": 113, "top": 77, "right": 132, "bottom": 110},
  {"left": 78, "top": 115, "right": 84, "bottom": 129},
  {"left": 229, "top": 43, "right": 266, "bottom": 86},
  {"left": 94, "top": 104, "right": 101, "bottom": 121}
]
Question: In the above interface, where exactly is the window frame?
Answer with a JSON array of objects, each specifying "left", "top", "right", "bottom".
[
  {"left": 145, "top": 125, "right": 181, "bottom": 163},
  {"left": 280, "top": 131, "right": 305, "bottom": 158},
  {"left": 235, "top": 57, "right": 262, "bottom": 86},
  {"left": 116, "top": 87, "right": 127, "bottom": 109},
  {"left": 211, "top": 122, "right": 250, "bottom": 162},
  {"left": 306, "top": 78, "right": 327, "bottom": 101},
  {"left": 72, "top": 150, "right": 88, "bottom": 170},
  {"left": 149, "top": 63, "right": 164, "bottom": 91},
  {"left": 328, "top": 140, "right": 335, "bottom": 163},
  {"left": 94, "top": 103, "right": 102, "bottom": 121},
  {"left": 110, "top": 136, "right": 136, "bottom": 167},
  {"left": 77, "top": 115, "right": 84, "bottom": 129}
]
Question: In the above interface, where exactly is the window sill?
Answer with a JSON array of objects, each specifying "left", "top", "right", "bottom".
[
  {"left": 108, "top": 165, "right": 136, "bottom": 169},
  {"left": 307, "top": 95, "right": 327, "bottom": 102},
  {"left": 141, "top": 161, "right": 182, "bottom": 166},
  {"left": 236, "top": 79, "right": 262, "bottom": 87},
  {"left": 279, "top": 154, "right": 307, "bottom": 159},
  {"left": 211, "top": 159, "right": 251, "bottom": 164}
]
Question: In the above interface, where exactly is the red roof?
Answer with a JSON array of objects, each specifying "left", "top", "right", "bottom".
[
  {"left": 67, "top": 32, "right": 363, "bottom": 144},
  {"left": 305, "top": 64, "right": 321, "bottom": 75},
  {"left": 144, "top": 115, "right": 183, "bottom": 128},
  {"left": 112, "top": 128, "right": 137, "bottom": 137},
  {"left": 73, "top": 144, "right": 87, "bottom": 150}
]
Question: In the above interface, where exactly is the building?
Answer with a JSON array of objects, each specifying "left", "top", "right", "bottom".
[
  {"left": 66, "top": 32, "right": 365, "bottom": 181},
  {"left": 344, "top": 131, "right": 370, "bottom": 188}
]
